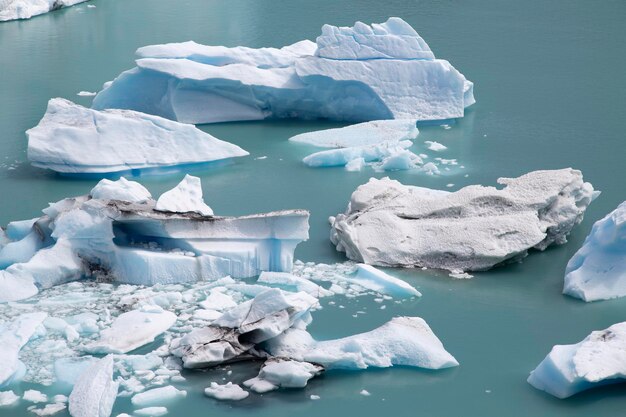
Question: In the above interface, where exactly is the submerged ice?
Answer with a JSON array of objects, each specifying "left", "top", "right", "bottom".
[
  {"left": 330, "top": 169, "right": 597, "bottom": 272},
  {"left": 563, "top": 201, "right": 626, "bottom": 302},
  {"left": 93, "top": 18, "right": 474, "bottom": 124},
  {"left": 27, "top": 98, "right": 248, "bottom": 175}
]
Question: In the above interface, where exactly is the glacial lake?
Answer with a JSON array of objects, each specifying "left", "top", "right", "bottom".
[{"left": 1, "top": 0, "right": 626, "bottom": 416}]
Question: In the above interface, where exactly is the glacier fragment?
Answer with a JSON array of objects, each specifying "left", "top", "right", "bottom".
[
  {"left": 68, "top": 355, "right": 119, "bottom": 417},
  {"left": 528, "top": 321, "right": 626, "bottom": 398},
  {"left": 92, "top": 18, "right": 474, "bottom": 123},
  {"left": 329, "top": 169, "right": 597, "bottom": 272},
  {"left": 563, "top": 202, "right": 626, "bottom": 302},
  {"left": 26, "top": 98, "right": 248, "bottom": 175},
  {"left": 0, "top": 0, "right": 88, "bottom": 22}
]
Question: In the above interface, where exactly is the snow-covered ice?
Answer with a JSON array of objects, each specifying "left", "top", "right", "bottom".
[
  {"left": 289, "top": 120, "right": 418, "bottom": 148},
  {"left": 93, "top": 18, "right": 474, "bottom": 124},
  {"left": 27, "top": 98, "right": 248, "bottom": 175},
  {"left": 0, "top": 390, "right": 19, "bottom": 406},
  {"left": 0, "top": 0, "right": 88, "bottom": 21},
  {"left": 155, "top": 175, "right": 213, "bottom": 216},
  {"left": 86, "top": 306, "right": 176, "bottom": 354},
  {"left": 204, "top": 382, "right": 249, "bottom": 401},
  {"left": 563, "top": 201, "right": 626, "bottom": 302},
  {"left": 244, "top": 358, "right": 323, "bottom": 392},
  {"left": 528, "top": 321, "right": 626, "bottom": 398},
  {"left": 68, "top": 356, "right": 119, "bottom": 417},
  {"left": 330, "top": 169, "right": 597, "bottom": 272},
  {"left": 23, "top": 389, "right": 46, "bottom": 403},
  {"left": 0, "top": 177, "right": 309, "bottom": 302}
]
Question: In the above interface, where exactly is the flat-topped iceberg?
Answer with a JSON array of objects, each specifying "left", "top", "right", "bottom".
[
  {"left": 563, "top": 202, "right": 626, "bottom": 302},
  {"left": 0, "top": 177, "right": 309, "bottom": 302},
  {"left": 93, "top": 18, "right": 474, "bottom": 123},
  {"left": 528, "top": 321, "right": 626, "bottom": 398},
  {"left": 330, "top": 169, "right": 597, "bottom": 272},
  {"left": 0, "top": 0, "right": 88, "bottom": 22},
  {"left": 27, "top": 99, "right": 248, "bottom": 175}
]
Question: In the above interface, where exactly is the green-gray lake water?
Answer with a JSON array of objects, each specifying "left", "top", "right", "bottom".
[{"left": 1, "top": 0, "right": 626, "bottom": 416}]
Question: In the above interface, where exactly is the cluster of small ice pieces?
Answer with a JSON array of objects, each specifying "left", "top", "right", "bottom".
[
  {"left": 26, "top": 98, "right": 249, "bottom": 175},
  {"left": 0, "top": 0, "right": 89, "bottom": 22},
  {"left": 291, "top": 119, "right": 453, "bottom": 174},
  {"left": 330, "top": 168, "right": 598, "bottom": 273},
  {"left": 92, "top": 18, "right": 474, "bottom": 124}
]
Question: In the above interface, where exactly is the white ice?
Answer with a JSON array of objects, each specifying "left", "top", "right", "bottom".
[
  {"left": 27, "top": 98, "right": 248, "bottom": 175},
  {"left": 131, "top": 386, "right": 186, "bottom": 407},
  {"left": 0, "top": 312, "right": 47, "bottom": 385},
  {"left": 204, "top": 382, "right": 249, "bottom": 401},
  {"left": 0, "top": 0, "right": 88, "bottom": 22},
  {"left": 303, "top": 140, "right": 421, "bottom": 170},
  {"left": 257, "top": 271, "right": 333, "bottom": 297},
  {"left": 528, "top": 321, "right": 626, "bottom": 398},
  {"left": 155, "top": 175, "right": 213, "bottom": 216},
  {"left": 244, "top": 359, "right": 323, "bottom": 392},
  {"left": 347, "top": 264, "right": 421, "bottom": 297},
  {"left": 68, "top": 356, "right": 119, "bottom": 417},
  {"left": 134, "top": 407, "right": 168, "bottom": 416},
  {"left": 0, "top": 390, "right": 19, "bottom": 406},
  {"left": 90, "top": 178, "right": 152, "bottom": 204},
  {"left": 563, "top": 201, "right": 626, "bottom": 302},
  {"left": 330, "top": 169, "right": 597, "bottom": 272}
]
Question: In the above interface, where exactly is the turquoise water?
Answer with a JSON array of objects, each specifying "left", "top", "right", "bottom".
[{"left": 2, "top": 0, "right": 626, "bottom": 416}]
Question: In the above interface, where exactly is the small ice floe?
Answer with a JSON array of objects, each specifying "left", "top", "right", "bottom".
[
  {"left": 22, "top": 390, "right": 46, "bottom": 403},
  {"left": 204, "top": 382, "right": 249, "bottom": 401},
  {"left": 77, "top": 91, "right": 97, "bottom": 97},
  {"left": 0, "top": 312, "right": 47, "bottom": 385},
  {"left": 30, "top": 403, "right": 66, "bottom": 416},
  {"left": 244, "top": 359, "right": 323, "bottom": 392},
  {"left": 257, "top": 271, "right": 333, "bottom": 297},
  {"left": 68, "top": 356, "right": 119, "bottom": 417},
  {"left": 424, "top": 141, "right": 447, "bottom": 151},
  {"left": 0, "top": 390, "right": 20, "bottom": 406},
  {"left": 360, "top": 389, "right": 371, "bottom": 396},
  {"left": 131, "top": 386, "right": 186, "bottom": 407},
  {"left": 134, "top": 407, "right": 168, "bottom": 416}
]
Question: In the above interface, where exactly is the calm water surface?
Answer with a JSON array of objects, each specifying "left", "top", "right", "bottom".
[{"left": 1, "top": 0, "right": 626, "bottom": 416}]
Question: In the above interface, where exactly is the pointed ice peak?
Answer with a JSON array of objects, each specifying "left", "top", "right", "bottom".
[
  {"left": 90, "top": 177, "right": 152, "bottom": 203},
  {"left": 316, "top": 17, "right": 435, "bottom": 60},
  {"left": 155, "top": 175, "right": 213, "bottom": 216}
]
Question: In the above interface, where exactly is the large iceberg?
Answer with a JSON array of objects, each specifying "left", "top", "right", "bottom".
[
  {"left": 0, "top": 0, "right": 88, "bottom": 22},
  {"left": 528, "top": 321, "right": 626, "bottom": 398},
  {"left": 0, "top": 177, "right": 309, "bottom": 302},
  {"left": 330, "top": 169, "right": 597, "bottom": 272},
  {"left": 563, "top": 202, "right": 626, "bottom": 302},
  {"left": 92, "top": 18, "right": 474, "bottom": 124},
  {"left": 27, "top": 98, "right": 248, "bottom": 175}
]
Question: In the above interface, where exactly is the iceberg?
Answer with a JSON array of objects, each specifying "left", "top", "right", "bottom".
[
  {"left": 204, "top": 382, "right": 249, "bottom": 401},
  {"left": 330, "top": 169, "right": 597, "bottom": 272},
  {"left": 289, "top": 119, "right": 418, "bottom": 148},
  {"left": 86, "top": 305, "right": 177, "bottom": 354},
  {"left": 266, "top": 316, "right": 458, "bottom": 370},
  {"left": 155, "top": 175, "right": 213, "bottom": 216},
  {"left": 528, "top": 321, "right": 626, "bottom": 398},
  {"left": 243, "top": 358, "right": 323, "bottom": 392},
  {"left": 0, "top": 177, "right": 309, "bottom": 302},
  {"left": 26, "top": 98, "right": 248, "bottom": 175},
  {"left": 563, "top": 202, "right": 626, "bottom": 302},
  {"left": 0, "top": 0, "right": 88, "bottom": 22},
  {"left": 0, "top": 312, "right": 47, "bottom": 386},
  {"left": 92, "top": 18, "right": 474, "bottom": 124},
  {"left": 68, "top": 356, "right": 119, "bottom": 417}
]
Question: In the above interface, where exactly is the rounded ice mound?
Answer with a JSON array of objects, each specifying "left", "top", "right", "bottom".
[
  {"left": 528, "top": 321, "right": 626, "bottom": 398},
  {"left": 330, "top": 169, "right": 598, "bottom": 272},
  {"left": 315, "top": 17, "right": 435, "bottom": 60},
  {"left": 90, "top": 178, "right": 152, "bottom": 203},
  {"left": 563, "top": 201, "right": 626, "bottom": 302},
  {"left": 26, "top": 98, "right": 249, "bottom": 175},
  {"left": 155, "top": 174, "right": 213, "bottom": 216}
]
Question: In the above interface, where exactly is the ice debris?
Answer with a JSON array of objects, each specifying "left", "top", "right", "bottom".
[
  {"left": 563, "top": 201, "right": 626, "bottom": 302},
  {"left": 93, "top": 18, "right": 474, "bottom": 123},
  {"left": 330, "top": 169, "right": 597, "bottom": 272},
  {"left": 26, "top": 98, "right": 248, "bottom": 175},
  {"left": 528, "top": 321, "right": 626, "bottom": 398}
]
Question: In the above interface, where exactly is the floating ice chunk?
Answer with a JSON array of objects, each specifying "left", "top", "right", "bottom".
[
  {"left": 528, "top": 321, "right": 626, "bottom": 398},
  {"left": 0, "top": 312, "right": 47, "bottom": 385},
  {"left": 345, "top": 158, "right": 365, "bottom": 172},
  {"left": 23, "top": 390, "right": 46, "bottom": 403},
  {"left": 303, "top": 140, "right": 417, "bottom": 168},
  {"left": 26, "top": 99, "right": 248, "bottom": 175},
  {"left": 0, "top": 0, "right": 88, "bottom": 21},
  {"left": 93, "top": 19, "right": 473, "bottom": 124},
  {"left": 172, "top": 289, "right": 317, "bottom": 368},
  {"left": 77, "top": 91, "right": 97, "bottom": 97},
  {"left": 348, "top": 264, "right": 421, "bottom": 297},
  {"left": 134, "top": 407, "right": 168, "bottom": 416},
  {"left": 198, "top": 290, "right": 237, "bottom": 311},
  {"left": 330, "top": 169, "right": 597, "bottom": 272},
  {"left": 86, "top": 305, "right": 176, "bottom": 354},
  {"left": 30, "top": 403, "right": 67, "bottom": 416},
  {"left": 155, "top": 175, "right": 213, "bottom": 216},
  {"left": 131, "top": 386, "right": 186, "bottom": 407},
  {"left": 289, "top": 120, "right": 418, "bottom": 148},
  {"left": 267, "top": 317, "right": 458, "bottom": 370},
  {"left": 375, "top": 149, "right": 421, "bottom": 171},
  {"left": 424, "top": 141, "right": 447, "bottom": 151},
  {"left": 258, "top": 271, "right": 333, "bottom": 297},
  {"left": 90, "top": 178, "right": 152, "bottom": 203},
  {"left": 54, "top": 357, "right": 99, "bottom": 388},
  {"left": 192, "top": 309, "right": 222, "bottom": 321},
  {"left": 310, "top": 394, "right": 320, "bottom": 400},
  {"left": 0, "top": 390, "right": 19, "bottom": 406},
  {"left": 244, "top": 358, "right": 323, "bottom": 392},
  {"left": 204, "top": 382, "right": 249, "bottom": 401},
  {"left": 360, "top": 389, "right": 371, "bottom": 396},
  {"left": 315, "top": 18, "right": 434, "bottom": 60},
  {"left": 68, "top": 355, "right": 119, "bottom": 417},
  {"left": 563, "top": 202, "right": 626, "bottom": 301}
]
